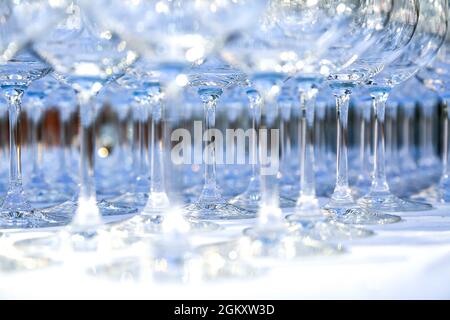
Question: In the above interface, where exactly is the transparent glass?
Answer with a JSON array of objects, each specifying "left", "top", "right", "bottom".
[
  {"left": 358, "top": 0, "right": 447, "bottom": 212},
  {"left": 0, "top": 0, "right": 69, "bottom": 228},
  {"left": 29, "top": 4, "right": 139, "bottom": 249}
]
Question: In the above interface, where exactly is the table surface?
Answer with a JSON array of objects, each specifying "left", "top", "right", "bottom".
[{"left": 1, "top": 204, "right": 450, "bottom": 300}]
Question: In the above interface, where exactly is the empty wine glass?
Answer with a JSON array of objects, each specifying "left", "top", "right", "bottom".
[
  {"left": 82, "top": 0, "right": 269, "bottom": 221},
  {"left": 357, "top": 0, "right": 447, "bottom": 213},
  {"left": 214, "top": 0, "right": 389, "bottom": 257},
  {"left": 0, "top": 0, "right": 69, "bottom": 229},
  {"left": 324, "top": 0, "right": 420, "bottom": 224},
  {"left": 184, "top": 58, "right": 257, "bottom": 219},
  {"left": 31, "top": 2, "right": 139, "bottom": 248},
  {"left": 351, "top": 94, "right": 373, "bottom": 199}
]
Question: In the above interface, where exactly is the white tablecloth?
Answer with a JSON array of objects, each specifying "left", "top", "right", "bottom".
[{"left": 1, "top": 206, "right": 450, "bottom": 299}]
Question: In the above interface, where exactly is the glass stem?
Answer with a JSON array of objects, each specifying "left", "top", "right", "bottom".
[
  {"left": 6, "top": 89, "right": 25, "bottom": 193},
  {"left": 58, "top": 117, "right": 67, "bottom": 172},
  {"left": 247, "top": 89, "right": 261, "bottom": 184},
  {"left": 357, "top": 107, "right": 365, "bottom": 176},
  {"left": 138, "top": 110, "right": 146, "bottom": 176},
  {"left": 369, "top": 92, "right": 390, "bottom": 194},
  {"left": 72, "top": 93, "right": 101, "bottom": 229},
  {"left": 199, "top": 88, "right": 222, "bottom": 201},
  {"left": 387, "top": 102, "right": 400, "bottom": 177},
  {"left": 315, "top": 105, "right": 327, "bottom": 173},
  {"left": 257, "top": 97, "right": 281, "bottom": 224},
  {"left": 402, "top": 112, "right": 410, "bottom": 153},
  {"left": 439, "top": 97, "right": 450, "bottom": 201},
  {"left": 149, "top": 99, "right": 165, "bottom": 194},
  {"left": 331, "top": 90, "right": 353, "bottom": 202},
  {"left": 298, "top": 89, "right": 318, "bottom": 201},
  {"left": 362, "top": 102, "right": 372, "bottom": 178},
  {"left": 419, "top": 107, "right": 427, "bottom": 161},
  {"left": 30, "top": 118, "right": 39, "bottom": 177},
  {"left": 443, "top": 100, "right": 450, "bottom": 175}
]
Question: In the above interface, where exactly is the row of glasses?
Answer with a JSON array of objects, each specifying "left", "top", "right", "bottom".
[
  {"left": 197, "top": 0, "right": 397, "bottom": 259},
  {"left": 75, "top": 0, "right": 275, "bottom": 276},
  {"left": 356, "top": 0, "right": 447, "bottom": 213},
  {"left": 30, "top": 1, "right": 139, "bottom": 250},
  {"left": 322, "top": 0, "right": 419, "bottom": 224},
  {"left": 0, "top": 0, "right": 68, "bottom": 228},
  {"left": 0, "top": 0, "right": 448, "bottom": 281}
]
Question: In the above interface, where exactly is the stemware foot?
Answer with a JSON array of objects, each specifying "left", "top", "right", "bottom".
[
  {"left": 184, "top": 201, "right": 256, "bottom": 220},
  {"left": 286, "top": 215, "right": 374, "bottom": 241},
  {"left": 357, "top": 191, "right": 432, "bottom": 212},
  {"left": 230, "top": 192, "right": 295, "bottom": 212},
  {"left": 324, "top": 202, "right": 401, "bottom": 225},
  {"left": 42, "top": 199, "right": 138, "bottom": 219},
  {"left": 0, "top": 191, "right": 69, "bottom": 229}
]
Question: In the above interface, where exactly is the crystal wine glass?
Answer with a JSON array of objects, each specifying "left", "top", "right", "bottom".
[
  {"left": 323, "top": 0, "right": 421, "bottom": 224},
  {"left": 0, "top": 0, "right": 69, "bottom": 229},
  {"left": 31, "top": 2, "right": 139, "bottom": 248},
  {"left": 357, "top": 0, "right": 447, "bottom": 213}
]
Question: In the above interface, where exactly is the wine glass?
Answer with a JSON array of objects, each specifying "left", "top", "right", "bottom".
[
  {"left": 357, "top": 0, "right": 447, "bottom": 213},
  {"left": 0, "top": 0, "right": 69, "bottom": 229},
  {"left": 81, "top": 0, "right": 269, "bottom": 221},
  {"left": 323, "top": 0, "right": 421, "bottom": 224},
  {"left": 212, "top": 0, "right": 394, "bottom": 257},
  {"left": 31, "top": 2, "right": 139, "bottom": 249},
  {"left": 56, "top": 0, "right": 270, "bottom": 278},
  {"left": 0, "top": 98, "right": 9, "bottom": 195},
  {"left": 184, "top": 57, "right": 257, "bottom": 219},
  {"left": 110, "top": 66, "right": 221, "bottom": 236}
]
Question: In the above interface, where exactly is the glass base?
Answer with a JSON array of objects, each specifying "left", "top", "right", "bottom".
[
  {"left": 323, "top": 201, "right": 401, "bottom": 225},
  {"left": 358, "top": 191, "right": 432, "bottom": 212},
  {"left": 0, "top": 192, "right": 70, "bottom": 229},
  {"left": 286, "top": 215, "right": 374, "bottom": 241},
  {"left": 141, "top": 192, "right": 171, "bottom": 216},
  {"left": 184, "top": 200, "right": 256, "bottom": 220},
  {"left": 412, "top": 181, "right": 450, "bottom": 205},
  {"left": 112, "top": 214, "right": 220, "bottom": 240},
  {"left": 230, "top": 191, "right": 295, "bottom": 212},
  {"left": 241, "top": 224, "right": 344, "bottom": 259},
  {"left": 43, "top": 200, "right": 138, "bottom": 218}
]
